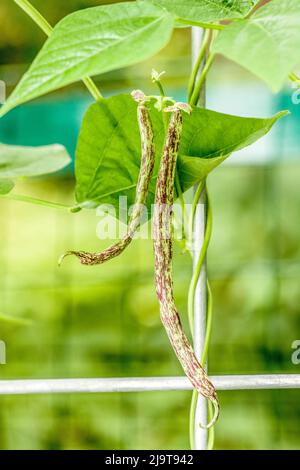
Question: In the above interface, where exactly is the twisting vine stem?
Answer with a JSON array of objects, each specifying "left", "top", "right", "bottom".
[
  {"left": 188, "top": 184, "right": 212, "bottom": 335},
  {"left": 13, "top": 0, "right": 103, "bottom": 101},
  {"left": 188, "top": 185, "right": 215, "bottom": 449},
  {"left": 153, "top": 103, "right": 219, "bottom": 428},
  {"left": 188, "top": 29, "right": 212, "bottom": 103},
  {"left": 190, "top": 53, "right": 215, "bottom": 107}
]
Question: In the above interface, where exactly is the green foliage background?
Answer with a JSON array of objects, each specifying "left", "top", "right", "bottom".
[{"left": 0, "top": 0, "right": 299, "bottom": 450}]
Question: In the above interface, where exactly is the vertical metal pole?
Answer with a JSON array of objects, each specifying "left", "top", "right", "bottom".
[{"left": 192, "top": 27, "right": 208, "bottom": 450}]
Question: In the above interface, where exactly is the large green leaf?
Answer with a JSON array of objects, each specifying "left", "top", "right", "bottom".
[
  {"left": 150, "top": 0, "right": 257, "bottom": 25},
  {"left": 0, "top": 2, "right": 174, "bottom": 117},
  {"left": 0, "top": 143, "right": 71, "bottom": 194},
  {"left": 213, "top": 0, "right": 300, "bottom": 91},
  {"left": 178, "top": 107, "right": 287, "bottom": 190},
  {"left": 75, "top": 94, "right": 287, "bottom": 214}
]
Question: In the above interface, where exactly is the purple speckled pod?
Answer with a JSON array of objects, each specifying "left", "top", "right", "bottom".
[
  {"left": 61, "top": 91, "right": 155, "bottom": 266},
  {"left": 153, "top": 105, "right": 219, "bottom": 425}
]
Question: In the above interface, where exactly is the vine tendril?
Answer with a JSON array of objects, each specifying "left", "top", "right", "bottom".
[{"left": 188, "top": 29, "right": 212, "bottom": 103}]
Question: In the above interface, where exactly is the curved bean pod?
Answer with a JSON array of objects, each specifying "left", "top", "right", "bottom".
[{"left": 60, "top": 91, "right": 155, "bottom": 266}]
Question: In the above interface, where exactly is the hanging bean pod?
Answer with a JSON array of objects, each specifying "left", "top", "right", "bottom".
[
  {"left": 60, "top": 91, "right": 155, "bottom": 266},
  {"left": 153, "top": 102, "right": 219, "bottom": 428}
]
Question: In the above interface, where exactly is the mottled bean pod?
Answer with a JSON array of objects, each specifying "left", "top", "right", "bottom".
[
  {"left": 153, "top": 103, "right": 219, "bottom": 427},
  {"left": 60, "top": 91, "right": 155, "bottom": 266}
]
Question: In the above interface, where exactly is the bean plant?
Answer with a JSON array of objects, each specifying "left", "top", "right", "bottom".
[{"left": 1, "top": 0, "right": 300, "bottom": 450}]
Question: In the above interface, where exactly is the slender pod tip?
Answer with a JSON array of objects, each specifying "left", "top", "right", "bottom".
[
  {"left": 58, "top": 252, "right": 72, "bottom": 267},
  {"left": 199, "top": 399, "right": 220, "bottom": 430},
  {"left": 58, "top": 251, "right": 83, "bottom": 267}
]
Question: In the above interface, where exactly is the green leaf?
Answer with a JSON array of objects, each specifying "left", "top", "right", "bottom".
[
  {"left": 150, "top": 0, "right": 257, "bottom": 25},
  {"left": 0, "top": 143, "right": 71, "bottom": 179},
  {"left": 178, "top": 108, "right": 287, "bottom": 190},
  {"left": 0, "top": 2, "right": 174, "bottom": 117},
  {"left": 0, "top": 179, "right": 15, "bottom": 195},
  {"left": 75, "top": 94, "right": 287, "bottom": 215},
  {"left": 213, "top": 0, "right": 300, "bottom": 91}
]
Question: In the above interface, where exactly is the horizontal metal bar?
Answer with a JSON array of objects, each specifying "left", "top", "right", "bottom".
[{"left": 0, "top": 375, "right": 300, "bottom": 396}]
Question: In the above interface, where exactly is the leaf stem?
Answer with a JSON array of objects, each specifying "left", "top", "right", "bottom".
[
  {"left": 13, "top": 0, "right": 103, "bottom": 101},
  {"left": 1, "top": 193, "right": 71, "bottom": 210},
  {"left": 289, "top": 72, "right": 300, "bottom": 87},
  {"left": 82, "top": 77, "right": 103, "bottom": 102},
  {"left": 245, "top": 0, "right": 265, "bottom": 18},
  {"left": 14, "top": 0, "right": 52, "bottom": 35},
  {"left": 154, "top": 79, "right": 166, "bottom": 99}
]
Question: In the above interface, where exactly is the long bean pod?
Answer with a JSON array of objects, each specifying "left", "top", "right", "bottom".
[
  {"left": 60, "top": 91, "right": 155, "bottom": 266},
  {"left": 153, "top": 103, "right": 219, "bottom": 427}
]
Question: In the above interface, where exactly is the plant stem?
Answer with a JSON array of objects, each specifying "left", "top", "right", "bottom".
[
  {"left": 245, "top": 0, "right": 265, "bottom": 18},
  {"left": 188, "top": 185, "right": 213, "bottom": 334},
  {"left": 189, "top": 279, "right": 214, "bottom": 449},
  {"left": 175, "top": 172, "right": 189, "bottom": 244},
  {"left": 207, "top": 400, "right": 215, "bottom": 450},
  {"left": 188, "top": 30, "right": 211, "bottom": 102},
  {"left": 289, "top": 72, "right": 300, "bottom": 87},
  {"left": 188, "top": 183, "right": 215, "bottom": 449},
  {"left": 14, "top": 0, "right": 52, "bottom": 35},
  {"left": 190, "top": 53, "right": 215, "bottom": 106},
  {"left": 155, "top": 80, "right": 166, "bottom": 99},
  {"left": 13, "top": 0, "right": 103, "bottom": 101},
  {"left": 82, "top": 77, "right": 103, "bottom": 102},
  {"left": 188, "top": 179, "right": 205, "bottom": 248},
  {"left": 1, "top": 193, "right": 71, "bottom": 210}
]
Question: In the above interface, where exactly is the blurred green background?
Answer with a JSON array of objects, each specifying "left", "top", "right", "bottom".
[{"left": 0, "top": 0, "right": 300, "bottom": 450}]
